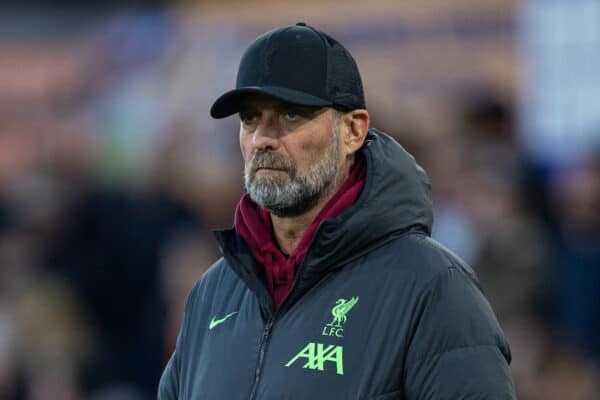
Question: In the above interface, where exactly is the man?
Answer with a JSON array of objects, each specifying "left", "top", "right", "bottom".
[{"left": 158, "top": 23, "right": 517, "bottom": 399}]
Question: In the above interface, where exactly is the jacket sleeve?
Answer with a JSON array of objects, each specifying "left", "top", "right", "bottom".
[
  {"left": 158, "top": 343, "right": 179, "bottom": 400},
  {"left": 404, "top": 266, "right": 517, "bottom": 399},
  {"left": 157, "top": 280, "right": 201, "bottom": 400}
]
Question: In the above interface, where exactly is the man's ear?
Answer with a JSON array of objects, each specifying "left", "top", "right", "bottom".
[{"left": 342, "top": 109, "right": 370, "bottom": 156}]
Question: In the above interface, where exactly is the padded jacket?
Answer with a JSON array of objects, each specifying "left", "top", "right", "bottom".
[{"left": 158, "top": 128, "right": 517, "bottom": 399}]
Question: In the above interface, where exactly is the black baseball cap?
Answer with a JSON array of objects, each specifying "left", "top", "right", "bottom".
[{"left": 210, "top": 22, "right": 366, "bottom": 119}]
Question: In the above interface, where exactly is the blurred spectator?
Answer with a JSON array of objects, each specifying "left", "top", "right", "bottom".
[
  {"left": 44, "top": 181, "right": 201, "bottom": 397},
  {"left": 545, "top": 155, "right": 600, "bottom": 363}
]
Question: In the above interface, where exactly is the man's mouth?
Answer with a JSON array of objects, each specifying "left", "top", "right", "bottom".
[{"left": 255, "top": 167, "right": 287, "bottom": 173}]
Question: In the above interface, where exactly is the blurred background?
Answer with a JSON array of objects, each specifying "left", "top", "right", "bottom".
[{"left": 1, "top": 0, "right": 599, "bottom": 399}]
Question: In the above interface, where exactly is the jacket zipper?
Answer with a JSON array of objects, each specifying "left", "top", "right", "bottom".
[
  {"left": 242, "top": 236, "right": 319, "bottom": 399},
  {"left": 247, "top": 266, "right": 305, "bottom": 400},
  {"left": 249, "top": 316, "right": 274, "bottom": 400}
]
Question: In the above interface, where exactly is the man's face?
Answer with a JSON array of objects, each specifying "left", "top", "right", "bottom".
[{"left": 239, "top": 95, "right": 345, "bottom": 217}]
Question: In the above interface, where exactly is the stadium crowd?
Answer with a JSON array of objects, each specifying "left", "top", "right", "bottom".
[{"left": 1, "top": 7, "right": 599, "bottom": 400}]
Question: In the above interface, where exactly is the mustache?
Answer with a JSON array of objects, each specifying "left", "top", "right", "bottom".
[{"left": 249, "top": 151, "right": 294, "bottom": 173}]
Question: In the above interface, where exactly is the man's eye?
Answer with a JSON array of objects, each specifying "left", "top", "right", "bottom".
[
  {"left": 240, "top": 112, "right": 259, "bottom": 124},
  {"left": 285, "top": 111, "right": 301, "bottom": 121},
  {"left": 284, "top": 110, "right": 305, "bottom": 121}
]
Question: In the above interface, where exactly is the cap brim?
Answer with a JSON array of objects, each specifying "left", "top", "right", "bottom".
[{"left": 210, "top": 86, "right": 332, "bottom": 119}]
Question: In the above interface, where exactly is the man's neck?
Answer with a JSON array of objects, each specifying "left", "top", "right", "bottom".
[{"left": 270, "top": 188, "right": 338, "bottom": 255}]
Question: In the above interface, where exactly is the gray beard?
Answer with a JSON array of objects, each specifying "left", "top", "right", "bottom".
[{"left": 244, "top": 124, "right": 344, "bottom": 218}]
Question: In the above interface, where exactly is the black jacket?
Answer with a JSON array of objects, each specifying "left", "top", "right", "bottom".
[{"left": 158, "top": 129, "right": 517, "bottom": 399}]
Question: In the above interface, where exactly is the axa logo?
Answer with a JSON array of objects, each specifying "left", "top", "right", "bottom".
[
  {"left": 322, "top": 296, "right": 359, "bottom": 338},
  {"left": 285, "top": 342, "right": 344, "bottom": 375},
  {"left": 285, "top": 296, "right": 358, "bottom": 376}
]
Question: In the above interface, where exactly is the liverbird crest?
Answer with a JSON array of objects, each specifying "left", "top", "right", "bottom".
[{"left": 327, "top": 296, "right": 359, "bottom": 328}]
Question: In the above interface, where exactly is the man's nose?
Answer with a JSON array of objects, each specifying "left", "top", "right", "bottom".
[{"left": 252, "top": 117, "right": 281, "bottom": 151}]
